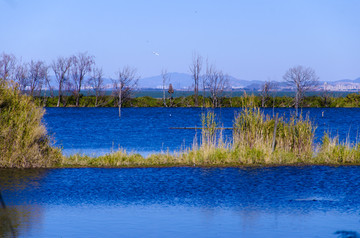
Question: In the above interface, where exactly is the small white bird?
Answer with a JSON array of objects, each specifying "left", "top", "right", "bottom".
[{"left": 152, "top": 51, "right": 160, "bottom": 56}]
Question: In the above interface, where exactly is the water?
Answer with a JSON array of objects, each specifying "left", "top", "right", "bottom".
[
  {"left": 4, "top": 107, "right": 360, "bottom": 237},
  {"left": 44, "top": 107, "right": 360, "bottom": 156},
  {"left": 1, "top": 167, "right": 360, "bottom": 237}
]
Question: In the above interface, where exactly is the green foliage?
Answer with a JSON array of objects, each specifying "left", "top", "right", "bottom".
[{"left": 0, "top": 80, "right": 62, "bottom": 168}]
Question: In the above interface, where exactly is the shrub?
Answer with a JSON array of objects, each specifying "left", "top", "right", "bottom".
[{"left": 0, "top": 80, "right": 62, "bottom": 168}]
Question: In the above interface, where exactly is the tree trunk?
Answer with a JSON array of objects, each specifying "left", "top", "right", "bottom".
[{"left": 57, "top": 86, "right": 62, "bottom": 107}]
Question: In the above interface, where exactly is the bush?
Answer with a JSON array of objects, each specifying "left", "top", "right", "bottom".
[{"left": 0, "top": 80, "right": 62, "bottom": 168}]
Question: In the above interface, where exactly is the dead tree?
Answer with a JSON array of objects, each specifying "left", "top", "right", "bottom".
[
  {"left": 321, "top": 82, "right": 332, "bottom": 107},
  {"left": 88, "top": 67, "right": 104, "bottom": 107},
  {"left": 113, "top": 66, "right": 139, "bottom": 117},
  {"left": 45, "top": 74, "right": 54, "bottom": 98},
  {"left": 283, "top": 65, "right": 319, "bottom": 116},
  {"left": 0, "top": 53, "right": 16, "bottom": 81},
  {"left": 52, "top": 56, "right": 72, "bottom": 107},
  {"left": 71, "top": 52, "right": 95, "bottom": 107},
  {"left": 189, "top": 53, "right": 203, "bottom": 106},
  {"left": 161, "top": 69, "right": 170, "bottom": 107},
  {"left": 14, "top": 61, "right": 29, "bottom": 93},
  {"left": 28, "top": 60, "right": 48, "bottom": 97},
  {"left": 261, "top": 81, "right": 272, "bottom": 107},
  {"left": 205, "top": 63, "right": 229, "bottom": 108}
]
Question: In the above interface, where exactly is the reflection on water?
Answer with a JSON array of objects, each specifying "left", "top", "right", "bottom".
[
  {"left": 1, "top": 167, "right": 360, "bottom": 237},
  {"left": 0, "top": 169, "right": 47, "bottom": 238}
]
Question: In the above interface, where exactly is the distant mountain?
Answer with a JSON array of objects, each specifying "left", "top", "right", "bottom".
[
  {"left": 45, "top": 73, "right": 360, "bottom": 91},
  {"left": 139, "top": 72, "right": 193, "bottom": 89}
]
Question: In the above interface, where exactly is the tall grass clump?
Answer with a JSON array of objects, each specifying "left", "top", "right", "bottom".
[
  {"left": 0, "top": 79, "right": 61, "bottom": 168},
  {"left": 232, "top": 105, "right": 315, "bottom": 164},
  {"left": 314, "top": 134, "right": 360, "bottom": 164}
]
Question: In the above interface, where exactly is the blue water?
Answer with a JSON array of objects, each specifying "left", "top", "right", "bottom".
[
  {"left": 1, "top": 166, "right": 360, "bottom": 237},
  {"left": 44, "top": 107, "right": 360, "bottom": 156},
  {"left": 2, "top": 108, "right": 360, "bottom": 237}
]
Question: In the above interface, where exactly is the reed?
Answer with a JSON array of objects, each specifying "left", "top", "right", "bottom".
[{"left": 314, "top": 134, "right": 360, "bottom": 164}]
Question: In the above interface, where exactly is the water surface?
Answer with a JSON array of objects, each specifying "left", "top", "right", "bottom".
[{"left": 1, "top": 166, "right": 360, "bottom": 237}]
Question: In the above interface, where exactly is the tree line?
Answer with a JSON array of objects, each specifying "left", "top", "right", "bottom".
[
  {"left": 1, "top": 52, "right": 319, "bottom": 114},
  {"left": 0, "top": 52, "right": 140, "bottom": 116}
]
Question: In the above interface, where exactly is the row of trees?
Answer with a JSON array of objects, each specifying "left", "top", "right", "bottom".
[
  {"left": 0, "top": 52, "right": 139, "bottom": 116},
  {"left": 1, "top": 51, "right": 319, "bottom": 113},
  {"left": 189, "top": 53, "right": 319, "bottom": 113}
]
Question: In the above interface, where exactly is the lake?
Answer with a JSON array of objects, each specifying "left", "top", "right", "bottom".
[{"left": 2, "top": 107, "right": 360, "bottom": 237}]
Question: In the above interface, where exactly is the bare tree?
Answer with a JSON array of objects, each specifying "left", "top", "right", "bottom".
[
  {"left": 71, "top": 52, "right": 95, "bottom": 107},
  {"left": 28, "top": 60, "right": 48, "bottom": 96},
  {"left": 113, "top": 66, "right": 139, "bottom": 117},
  {"left": 0, "top": 53, "right": 16, "bottom": 81},
  {"left": 161, "top": 69, "right": 170, "bottom": 107},
  {"left": 190, "top": 53, "right": 203, "bottom": 106},
  {"left": 283, "top": 65, "right": 319, "bottom": 116},
  {"left": 321, "top": 82, "right": 332, "bottom": 107},
  {"left": 260, "top": 81, "right": 272, "bottom": 107},
  {"left": 52, "top": 56, "right": 72, "bottom": 107},
  {"left": 88, "top": 67, "right": 104, "bottom": 107},
  {"left": 205, "top": 63, "right": 229, "bottom": 108},
  {"left": 45, "top": 74, "right": 54, "bottom": 98},
  {"left": 14, "top": 61, "right": 29, "bottom": 93}
]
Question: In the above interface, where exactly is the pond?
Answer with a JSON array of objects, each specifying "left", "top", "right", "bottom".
[{"left": 1, "top": 166, "right": 360, "bottom": 237}]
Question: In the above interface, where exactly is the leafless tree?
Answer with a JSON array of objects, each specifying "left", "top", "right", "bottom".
[
  {"left": 71, "top": 52, "right": 95, "bottom": 107},
  {"left": 0, "top": 52, "right": 16, "bottom": 81},
  {"left": 161, "top": 69, "right": 170, "bottom": 107},
  {"left": 189, "top": 53, "right": 203, "bottom": 106},
  {"left": 14, "top": 61, "right": 29, "bottom": 93},
  {"left": 261, "top": 81, "right": 272, "bottom": 107},
  {"left": 283, "top": 65, "right": 319, "bottom": 116},
  {"left": 88, "top": 67, "right": 104, "bottom": 107},
  {"left": 52, "top": 56, "right": 72, "bottom": 107},
  {"left": 113, "top": 66, "right": 139, "bottom": 117},
  {"left": 45, "top": 74, "right": 54, "bottom": 98},
  {"left": 321, "top": 82, "right": 332, "bottom": 107},
  {"left": 28, "top": 60, "right": 48, "bottom": 96},
  {"left": 205, "top": 63, "right": 229, "bottom": 108}
]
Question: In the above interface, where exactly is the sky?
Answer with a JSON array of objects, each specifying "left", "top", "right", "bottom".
[{"left": 1, "top": 0, "right": 359, "bottom": 82}]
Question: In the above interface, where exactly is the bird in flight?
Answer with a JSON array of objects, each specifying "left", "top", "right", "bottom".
[{"left": 152, "top": 51, "right": 160, "bottom": 56}]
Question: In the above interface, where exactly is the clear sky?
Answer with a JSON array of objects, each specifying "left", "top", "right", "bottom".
[{"left": 1, "top": 0, "right": 359, "bottom": 81}]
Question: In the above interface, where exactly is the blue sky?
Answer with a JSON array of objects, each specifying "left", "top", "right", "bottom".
[{"left": 1, "top": 0, "right": 359, "bottom": 81}]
